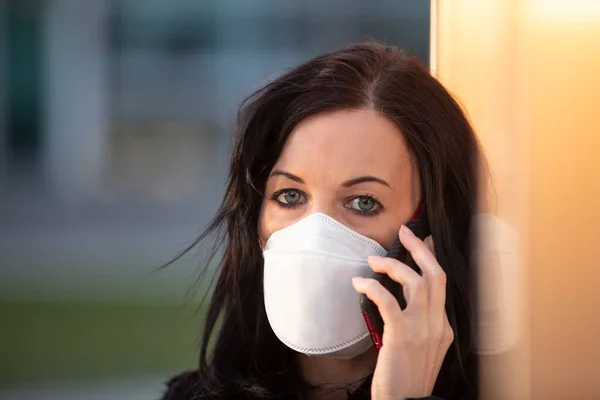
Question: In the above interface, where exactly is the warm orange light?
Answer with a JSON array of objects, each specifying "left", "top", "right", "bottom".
[
  {"left": 433, "top": 0, "right": 600, "bottom": 398},
  {"left": 527, "top": 0, "right": 600, "bottom": 20}
]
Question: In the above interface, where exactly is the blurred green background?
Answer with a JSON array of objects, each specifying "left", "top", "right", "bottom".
[{"left": 0, "top": 300, "right": 202, "bottom": 386}]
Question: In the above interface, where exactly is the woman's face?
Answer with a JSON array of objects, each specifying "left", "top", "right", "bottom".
[{"left": 258, "top": 108, "right": 420, "bottom": 249}]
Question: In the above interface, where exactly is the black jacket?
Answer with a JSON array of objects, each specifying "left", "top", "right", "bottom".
[{"left": 160, "top": 370, "right": 469, "bottom": 400}]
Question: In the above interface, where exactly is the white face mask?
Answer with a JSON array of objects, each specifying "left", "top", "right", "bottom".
[{"left": 262, "top": 213, "right": 387, "bottom": 360}]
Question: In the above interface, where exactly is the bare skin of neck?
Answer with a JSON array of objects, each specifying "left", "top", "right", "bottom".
[{"left": 298, "top": 347, "right": 378, "bottom": 400}]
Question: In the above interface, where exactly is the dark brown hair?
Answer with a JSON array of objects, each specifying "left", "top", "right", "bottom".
[{"left": 180, "top": 42, "right": 480, "bottom": 399}]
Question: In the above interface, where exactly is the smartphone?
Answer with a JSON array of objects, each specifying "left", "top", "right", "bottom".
[{"left": 359, "top": 203, "right": 431, "bottom": 351}]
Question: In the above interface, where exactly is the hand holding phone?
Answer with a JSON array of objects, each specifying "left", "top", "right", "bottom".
[{"left": 359, "top": 203, "right": 431, "bottom": 351}]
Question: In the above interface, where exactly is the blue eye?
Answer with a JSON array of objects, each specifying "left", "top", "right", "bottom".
[
  {"left": 279, "top": 190, "right": 302, "bottom": 204},
  {"left": 346, "top": 196, "right": 383, "bottom": 215},
  {"left": 272, "top": 189, "right": 307, "bottom": 208}
]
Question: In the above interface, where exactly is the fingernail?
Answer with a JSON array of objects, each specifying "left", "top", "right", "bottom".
[
  {"left": 352, "top": 277, "right": 364, "bottom": 286},
  {"left": 425, "top": 236, "right": 435, "bottom": 252},
  {"left": 401, "top": 224, "right": 414, "bottom": 237}
]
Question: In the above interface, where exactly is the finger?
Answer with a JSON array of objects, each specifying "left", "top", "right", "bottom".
[
  {"left": 399, "top": 226, "right": 447, "bottom": 311},
  {"left": 443, "top": 315, "right": 455, "bottom": 346},
  {"left": 352, "top": 277, "right": 404, "bottom": 332},
  {"left": 367, "top": 255, "right": 425, "bottom": 307},
  {"left": 425, "top": 235, "right": 435, "bottom": 256}
]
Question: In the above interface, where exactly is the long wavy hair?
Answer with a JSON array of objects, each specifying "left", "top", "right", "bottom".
[{"left": 181, "top": 42, "right": 481, "bottom": 399}]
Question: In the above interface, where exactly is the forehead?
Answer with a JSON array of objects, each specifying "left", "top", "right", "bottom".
[{"left": 274, "top": 108, "right": 413, "bottom": 182}]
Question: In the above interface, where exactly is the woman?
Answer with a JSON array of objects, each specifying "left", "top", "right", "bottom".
[{"left": 163, "top": 42, "right": 481, "bottom": 400}]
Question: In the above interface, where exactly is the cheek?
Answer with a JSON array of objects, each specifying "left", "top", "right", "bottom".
[
  {"left": 258, "top": 200, "right": 289, "bottom": 246},
  {"left": 368, "top": 226, "right": 401, "bottom": 251},
  {"left": 357, "top": 202, "right": 419, "bottom": 251}
]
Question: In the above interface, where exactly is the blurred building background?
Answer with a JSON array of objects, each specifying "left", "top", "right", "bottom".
[{"left": 0, "top": 1, "right": 430, "bottom": 398}]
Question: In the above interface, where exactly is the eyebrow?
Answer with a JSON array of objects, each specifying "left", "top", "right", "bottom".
[
  {"left": 269, "top": 170, "right": 390, "bottom": 188},
  {"left": 341, "top": 176, "right": 391, "bottom": 188},
  {"left": 270, "top": 170, "right": 305, "bottom": 184}
]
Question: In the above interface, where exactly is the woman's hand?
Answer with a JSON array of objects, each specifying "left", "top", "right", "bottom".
[{"left": 352, "top": 225, "right": 454, "bottom": 400}]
